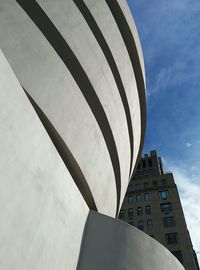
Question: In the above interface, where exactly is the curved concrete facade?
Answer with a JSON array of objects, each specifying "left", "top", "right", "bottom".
[
  {"left": 0, "top": 51, "right": 89, "bottom": 270},
  {"left": 78, "top": 211, "right": 185, "bottom": 270},
  {"left": 0, "top": 1, "right": 182, "bottom": 270},
  {"left": 0, "top": 0, "right": 146, "bottom": 216}
]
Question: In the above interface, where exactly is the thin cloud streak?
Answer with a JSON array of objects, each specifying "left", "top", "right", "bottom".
[{"left": 164, "top": 159, "right": 200, "bottom": 263}]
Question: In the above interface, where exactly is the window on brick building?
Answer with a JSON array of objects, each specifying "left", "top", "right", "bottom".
[
  {"left": 160, "top": 202, "right": 172, "bottom": 212},
  {"left": 128, "top": 208, "right": 134, "bottom": 219},
  {"left": 137, "top": 207, "right": 143, "bottom": 216},
  {"left": 138, "top": 220, "right": 144, "bottom": 230},
  {"left": 144, "top": 193, "right": 150, "bottom": 201},
  {"left": 127, "top": 195, "right": 133, "bottom": 204},
  {"left": 145, "top": 205, "right": 151, "bottom": 215},
  {"left": 136, "top": 194, "right": 141, "bottom": 202},
  {"left": 171, "top": 250, "right": 183, "bottom": 263},
  {"left": 159, "top": 190, "right": 169, "bottom": 200},
  {"left": 147, "top": 219, "right": 153, "bottom": 230},
  {"left": 163, "top": 216, "right": 176, "bottom": 227},
  {"left": 166, "top": 233, "right": 178, "bottom": 244}
]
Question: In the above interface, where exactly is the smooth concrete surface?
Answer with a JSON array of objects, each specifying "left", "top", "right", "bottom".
[
  {"left": 83, "top": 0, "right": 142, "bottom": 207},
  {"left": 0, "top": 0, "right": 117, "bottom": 216},
  {"left": 0, "top": 50, "right": 89, "bottom": 270},
  {"left": 0, "top": 0, "right": 146, "bottom": 216},
  {"left": 77, "top": 211, "right": 185, "bottom": 270},
  {"left": 112, "top": 0, "right": 147, "bottom": 180},
  {"left": 118, "top": 0, "right": 145, "bottom": 83},
  {"left": 37, "top": 0, "right": 130, "bottom": 210}
]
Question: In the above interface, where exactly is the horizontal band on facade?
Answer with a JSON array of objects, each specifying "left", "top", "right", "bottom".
[
  {"left": 105, "top": 0, "right": 147, "bottom": 177},
  {"left": 73, "top": 0, "right": 134, "bottom": 179},
  {"left": 24, "top": 89, "right": 97, "bottom": 211},
  {"left": 16, "top": 0, "right": 121, "bottom": 215}
]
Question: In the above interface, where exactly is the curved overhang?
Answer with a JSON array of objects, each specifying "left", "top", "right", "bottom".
[
  {"left": 77, "top": 211, "right": 185, "bottom": 270},
  {"left": 105, "top": 0, "right": 147, "bottom": 180},
  {"left": 117, "top": 0, "right": 146, "bottom": 81}
]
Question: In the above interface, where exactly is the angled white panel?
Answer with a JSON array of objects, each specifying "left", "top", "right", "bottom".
[{"left": 0, "top": 50, "right": 89, "bottom": 270}]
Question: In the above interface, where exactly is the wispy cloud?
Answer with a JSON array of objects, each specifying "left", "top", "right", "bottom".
[
  {"left": 128, "top": 0, "right": 200, "bottom": 164},
  {"left": 186, "top": 142, "right": 192, "bottom": 148},
  {"left": 129, "top": 0, "right": 200, "bottom": 97},
  {"left": 165, "top": 159, "right": 200, "bottom": 262},
  {"left": 149, "top": 61, "right": 188, "bottom": 96},
  {"left": 128, "top": 1, "right": 200, "bottom": 264}
]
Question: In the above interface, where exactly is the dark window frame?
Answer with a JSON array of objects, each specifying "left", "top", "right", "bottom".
[
  {"left": 136, "top": 193, "right": 141, "bottom": 202},
  {"left": 144, "top": 193, "right": 150, "bottom": 201},
  {"left": 138, "top": 220, "right": 144, "bottom": 230},
  {"left": 145, "top": 205, "right": 151, "bottom": 215},
  {"left": 137, "top": 206, "right": 143, "bottom": 216},
  {"left": 128, "top": 208, "right": 134, "bottom": 219},
  {"left": 163, "top": 216, "right": 176, "bottom": 227},
  {"left": 166, "top": 232, "right": 178, "bottom": 244},
  {"left": 171, "top": 250, "right": 183, "bottom": 263},
  {"left": 147, "top": 219, "right": 153, "bottom": 230},
  {"left": 160, "top": 202, "right": 172, "bottom": 212},
  {"left": 159, "top": 190, "right": 169, "bottom": 200},
  {"left": 127, "top": 194, "right": 133, "bottom": 204}
]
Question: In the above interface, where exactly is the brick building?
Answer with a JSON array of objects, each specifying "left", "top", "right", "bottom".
[{"left": 119, "top": 150, "right": 199, "bottom": 270}]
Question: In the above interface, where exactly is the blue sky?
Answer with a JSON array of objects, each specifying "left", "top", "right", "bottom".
[{"left": 128, "top": 0, "right": 200, "bottom": 263}]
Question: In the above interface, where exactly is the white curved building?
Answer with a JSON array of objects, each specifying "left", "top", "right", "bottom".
[{"left": 0, "top": 1, "right": 184, "bottom": 270}]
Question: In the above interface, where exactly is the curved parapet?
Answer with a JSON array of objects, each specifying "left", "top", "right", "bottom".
[
  {"left": 0, "top": 0, "right": 146, "bottom": 216},
  {"left": 104, "top": 0, "right": 146, "bottom": 182},
  {"left": 117, "top": 0, "right": 146, "bottom": 79},
  {"left": 77, "top": 211, "right": 185, "bottom": 270}
]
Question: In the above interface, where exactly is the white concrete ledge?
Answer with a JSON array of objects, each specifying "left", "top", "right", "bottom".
[{"left": 77, "top": 211, "right": 185, "bottom": 270}]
